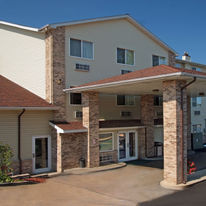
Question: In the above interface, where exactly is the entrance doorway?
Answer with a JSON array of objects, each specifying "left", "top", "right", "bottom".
[
  {"left": 118, "top": 131, "right": 138, "bottom": 161},
  {"left": 32, "top": 136, "right": 51, "bottom": 173}
]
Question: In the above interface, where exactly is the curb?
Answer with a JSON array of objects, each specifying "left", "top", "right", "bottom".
[{"left": 48, "top": 162, "right": 127, "bottom": 177}]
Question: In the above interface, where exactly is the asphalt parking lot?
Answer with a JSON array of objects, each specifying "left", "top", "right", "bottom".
[{"left": 1, "top": 161, "right": 206, "bottom": 206}]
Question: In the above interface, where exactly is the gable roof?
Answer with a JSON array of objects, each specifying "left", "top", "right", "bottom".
[
  {"left": 65, "top": 65, "right": 206, "bottom": 93},
  {"left": 41, "top": 14, "right": 177, "bottom": 55},
  {"left": 0, "top": 75, "right": 56, "bottom": 110},
  {"left": 0, "top": 20, "right": 38, "bottom": 32},
  {"left": 0, "top": 14, "right": 177, "bottom": 55}
]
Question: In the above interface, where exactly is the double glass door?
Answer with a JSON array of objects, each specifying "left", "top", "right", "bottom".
[{"left": 118, "top": 131, "right": 137, "bottom": 161}]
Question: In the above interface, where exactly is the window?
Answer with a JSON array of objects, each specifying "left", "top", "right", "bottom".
[
  {"left": 117, "top": 95, "right": 135, "bottom": 105},
  {"left": 152, "top": 55, "right": 166, "bottom": 66},
  {"left": 192, "top": 67, "right": 201, "bottom": 72},
  {"left": 117, "top": 48, "right": 134, "bottom": 65},
  {"left": 194, "top": 111, "right": 200, "bottom": 115},
  {"left": 154, "top": 96, "right": 163, "bottom": 106},
  {"left": 75, "top": 111, "right": 83, "bottom": 118},
  {"left": 192, "top": 97, "right": 201, "bottom": 107},
  {"left": 193, "top": 124, "right": 202, "bottom": 133},
  {"left": 99, "top": 133, "right": 114, "bottom": 151},
  {"left": 70, "top": 93, "right": 82, "bottom": 105},
  {"left": 121, "top": 69, "right": 132, "bottom": 75},
  {"left": 175, "top": 63, "right": 182, "bottom": 68},
  {"left": 70, "top": 38, "right": 93, "bottom": 59}
]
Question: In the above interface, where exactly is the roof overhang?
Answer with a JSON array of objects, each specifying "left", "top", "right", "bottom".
[
  {"left": 64, "top": 72, "right": 206, "bottom": 97},
  {"left": 0, "top": 106, "right": 58, "bottom": 110},
  {"left": 40, "top": 14, "right": 177, "bottom": 55}
]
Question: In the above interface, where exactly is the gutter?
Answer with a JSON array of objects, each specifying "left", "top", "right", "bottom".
[
  {"left": 18, "top": 109, "right": 25, "bottom": 174},
  {"left": 180, "top": 77, "right": 196, "bottom": 184},
  {"left": 64, "top": 72, "right": 183, "bottom": 93}
]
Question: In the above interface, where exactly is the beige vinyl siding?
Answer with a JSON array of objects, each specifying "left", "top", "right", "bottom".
[
  {"left": 65, "top": 19, "right": 169, "bottom": 88},
  {"left": 0, "top": 110, "right": 53, "bottom": 160},
  {"left": 65, "top": 19, "right": 169, "bottom": 121},
  {"left": 0, "top": 24, "right": 46, "bottom": 98}
]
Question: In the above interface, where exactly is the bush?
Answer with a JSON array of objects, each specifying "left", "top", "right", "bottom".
[{"left": 0, "top": 143, "right": 13, "bottom": 183}]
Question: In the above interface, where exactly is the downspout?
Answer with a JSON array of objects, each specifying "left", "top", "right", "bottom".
[
  {"left": 180, "top": 77, "right": 196, "bottom": 184},
  {"left": 18, "top": 109, "right": 25, "bottom": 174}
]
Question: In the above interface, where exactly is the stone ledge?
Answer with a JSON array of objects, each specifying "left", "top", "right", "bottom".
[{"left": 48, "top": 162, "right": 126, "bottom": 177}]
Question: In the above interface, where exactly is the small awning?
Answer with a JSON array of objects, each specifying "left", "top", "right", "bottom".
[
  {"left": 50, "top": 119, "right": 147, "bottom": 134},
  {"left": 64, "top": 65, "right": 206, "bottom": 97}
]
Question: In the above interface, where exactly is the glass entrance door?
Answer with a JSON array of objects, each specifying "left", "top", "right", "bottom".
[
  {"left": 118, "top": 131, "right": 137, "bottom": 161},
  {"left": 32, "top": 136, "right": 51, "bottom": 173}
]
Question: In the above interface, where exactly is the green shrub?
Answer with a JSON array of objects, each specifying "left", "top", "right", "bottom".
[{"left": 0, "top": 144, "right": 13, "bottom": 183}]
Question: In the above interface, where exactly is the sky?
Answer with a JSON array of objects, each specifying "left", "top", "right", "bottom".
[{"left": 0, "top": 0, "right": 205, "bottom": 64}]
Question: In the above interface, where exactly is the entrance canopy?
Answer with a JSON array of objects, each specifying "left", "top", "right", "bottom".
[{"left": 64, "top": 65, "right": 206, "bottom": 97}]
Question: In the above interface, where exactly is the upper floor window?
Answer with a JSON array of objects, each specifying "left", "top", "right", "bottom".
[
  {"left": 70, "top": 93, "right": 82, "bottom": 105},
  {"left": 192, "top": 67, "right": 201, "bottom": 72},
  {"left": 152, "top": 55, "right": 166, "bottom": 66},
  {"left": 192, "top": 97, "right": 201, "bottom": 107},
  {"left": 117, "top": 48, "right": 134, "bottom": 65},
  {"left": 117, "top": 95, "right": 135, "bottom": 105},
  {"left": 70, "top": 38, "right": 93, "bottom": 59}
]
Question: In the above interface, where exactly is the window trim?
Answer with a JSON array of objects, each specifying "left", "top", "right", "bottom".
[
  {"left": 152, "top": 55, "right": 167, "bottom": 66},
  {"left": 99, "top": 132, "right": 114, "bottom": 152},
  {"left": 116, "top": 48, "right": 135, "bottom": 66},
  {"left": 116, "top": 95, "right": 136, "bottom": 106},
  {"left": 69, "top": 38, "right": 94, "bottom": 60},
  {"left": 69, "top": 93, "right": 82, "bottom": 106}
]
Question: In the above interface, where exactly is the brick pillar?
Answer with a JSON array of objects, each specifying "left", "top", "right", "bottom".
[
  {"left": 141, "top": 95, "right": 155, "bottom": 157},
  {"left": 82, "top": 92, "right": 100, "bottom": 168},
  {"left": 56, "top": 133, "right": 62, "bottom": 172},
  {"left": 45, "top": 27, "right": 66, "bottom": 121},
  {"left": 187, "top": 97, "right": 192, "bottom": 150},
  {"left": 163, "top": 80, "right": 187, "bottom": 185},
  {"left": 168, "top": 51, "right": 176, "bottom": 66},
  {"left": 137, "top": 128, "right": 146, "bottom": 159}
]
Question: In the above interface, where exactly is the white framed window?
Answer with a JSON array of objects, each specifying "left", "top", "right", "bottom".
[
  {"left": 152, "top": 55, "right": 167, "bottom": 66},
  {"left": 192, "top": 97, "right": 201, "bottom": 107},
  {"left": 117, "top": 95, "right": 135, "bottom": 106},
  {"left": 99, "top": 133, "right": 114, "bottom": 152},
  {"left": 70, "top": 38, "right": 93, "bottom": 59},
  {"left": 192, "top": 67, "right": 201, "bottom": 72},
  {"left": 70, "top": 93, "right": 82, "bottom": 105},
  {"left": 117, "top": 48, "right": 134, "bottom": 65}
]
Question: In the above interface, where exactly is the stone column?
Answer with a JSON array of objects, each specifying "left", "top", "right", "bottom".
[
  {"left": 137, "top": 128, "right": 146, "bottom": 159},
  {"left": 168, "top": 51, "right": 176, "bottom": 66},
  {"left": 45, "top": 27, "right": 66, "bottom": 121},
  {"left": 162, "top": 80, "right": 187, "bottom": 185},
  {"left": 82, "top": 92, "right": 100, "bottom": 168},
  {"left": 187, "top": 97, "right": 192, "bottom": 150},
  {"left": 56, "top": 133, "right": 62, "bottom": 172},
  {"left": 141, "top": 95, "right": 155, "bottom": 157}
]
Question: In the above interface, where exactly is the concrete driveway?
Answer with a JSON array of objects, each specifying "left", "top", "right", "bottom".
[{"left": 0, "top": 161, "right": 206, "bottom": 206}]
